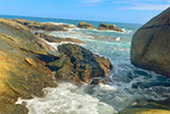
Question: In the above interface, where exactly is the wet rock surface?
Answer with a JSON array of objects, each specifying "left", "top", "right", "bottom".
[
  {"left": 118, "top": 98, "right": 170, "bottom": 114},
  {"left": 57, "top": 44, "right": 113, "bottom": 83}
]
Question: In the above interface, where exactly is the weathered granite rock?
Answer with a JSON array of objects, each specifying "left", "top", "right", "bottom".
[
  {"left": 0, "top": 18, "right": 58, "bottom": 114},
  {"left": 97, "top": 23, "right": 123, "bottom": 32},
  {"left": 118, "top": 98, "right": 170, "bottom": 114},
  {"left": 12, "top": 19, "right": 67, "bottom": 31},
  {"left": 131, "top": 7, "right": 170, "bottom": 77},
  {"left": 57, "top": 44, "right": 113, "bottom": 83},
  {"left": 77, "top": 22, "right": 95, "bottom": 29},
  {"left": 35, "top": 32, "right": 85, "bottom": 44}
]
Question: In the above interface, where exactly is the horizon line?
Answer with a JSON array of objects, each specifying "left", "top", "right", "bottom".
[{"left": 0, "top": 14, "right": 144, "bottom": 25}]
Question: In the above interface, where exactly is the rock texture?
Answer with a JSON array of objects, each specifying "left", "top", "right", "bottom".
[
  {"left": 97, "top": 23, "right": 123, "bottom": 32},
  {"left": 35, "top": 32, "right": 85, "bottom": 44},
  {"left": 118, "top": 98, "right": 170, "bottom": 114},
  {"left": 12, "top": 19, "right": 67, "bottom": 31},
  {"left": 57, "top": 44, "right": 113, "bottom": 83},
  {"left": 0, "top": 18, "right": 58, "bottom": 113},
  {"left": 77, "top": 22, "right": 95, "bottom": 29},
  {"left": 131, "top": 7, "right": 170, "bottom": 78}
]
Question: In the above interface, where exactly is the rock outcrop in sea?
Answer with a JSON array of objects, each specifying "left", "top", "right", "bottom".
[
  {"left": 77, "top": 22, "right": 95, "bottom": 29},
  {"left": 12, "top": 19, "right": 68, "bottom": 31},
  {"left": 97, "top": 23, "right": 123, "bottom": 32},
  {"left": 131, "top": 7, "right": 170, "bottom": 78},
  {"left": 0, "top": 18, "right": 112, "bottom": 114},
  {"left": 35, "top": 32, "right": 85, "bottom": 44},
  {"left": 57, "top": 44, "right": 113, "bottom": 83}
]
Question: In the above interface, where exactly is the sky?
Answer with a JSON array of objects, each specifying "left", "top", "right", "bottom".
[{"left": 0, "top": 0, "right": 169, "bottom": 24}]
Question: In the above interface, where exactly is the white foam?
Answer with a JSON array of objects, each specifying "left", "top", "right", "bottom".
[
  {"left": 49, "top": 22, "right": 76, "bottom": 27},
  {"left": 85, "top": 28, "right": 134, "bottom": 34},
  {"left": 41, "top": 39, "right": 58, "bottom": 50},
  {"left": 16, "top": 82, "right": 116, "bottom": 114}
]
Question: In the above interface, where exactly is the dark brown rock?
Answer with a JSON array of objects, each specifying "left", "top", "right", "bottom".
[
  {"left": 77, "top": 22, "right": 95, "bottom": 29},
  {"left": 57, "top": 43, "right": 113, "bottom": 83},
  {"left": 131, "top": 7, "right": 170, "bottom": 78},
  {"left": 97, "top": 23, "right": 123, "bottom": 32}
]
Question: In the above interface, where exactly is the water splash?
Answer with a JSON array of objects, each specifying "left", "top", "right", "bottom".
[{"left": 16, "top": 83, "right": 117, "bottom": 114}]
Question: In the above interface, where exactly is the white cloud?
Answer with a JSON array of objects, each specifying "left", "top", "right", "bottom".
[
  {"left": 84, "top": 4, "right": 97, "bottom": 7},
  {"left": 85, "top": 0, "right": 102, "bottom": 3},
  {"left": 118, "top": 4, "right": 169, "bottom": 10}
]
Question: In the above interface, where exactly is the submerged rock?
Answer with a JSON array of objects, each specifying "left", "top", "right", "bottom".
[
  {"left": 57, "top": 44, "right": 113, "bottom": 83},
  {"left": 77, "top": 22, "right": 95, "bottom": 29},
  {"left": 12, "top": 19, "right": 67, "bottom": 31},
  {"left": 35, "top": 32, "right": 85, "bottom": 44},
  {"left": 131, "top": 7, "right": 170, "bottom": 77},
  {"left": 97, "top": 23, "right": 123, "bottom": 32}
]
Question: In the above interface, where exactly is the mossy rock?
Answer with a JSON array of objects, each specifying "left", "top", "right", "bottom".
[{"left": 118, "top": 99, "right": 170, "bottom": 114}]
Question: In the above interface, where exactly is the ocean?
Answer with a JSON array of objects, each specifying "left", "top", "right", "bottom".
[{"left": 1, "top": 15, "right": 170, "bottom": 114}]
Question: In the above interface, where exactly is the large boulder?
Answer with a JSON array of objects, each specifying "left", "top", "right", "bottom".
[
  {"left": 77, "top": 22, "right": 95, "bottom": 29},
  {"left": 57, "top": 44, "right": 113, "bottom": 83},
  {"left": 97, "top": 23, "right": 123, "bottom": 32},
  {"left": 131, "top": 7, "right": 170, "bottom": 77},
  {"left": 0, "top": 18, "right": 58, "bottom": 114}
]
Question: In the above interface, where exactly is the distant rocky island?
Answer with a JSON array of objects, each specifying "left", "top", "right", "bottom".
[{"left": 77, "top": 21, "right": 123, "bottom": 32}]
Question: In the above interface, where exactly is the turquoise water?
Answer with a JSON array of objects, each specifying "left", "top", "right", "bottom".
[{"left": 2, "top": 15, "right": 170, "bottom": 114}]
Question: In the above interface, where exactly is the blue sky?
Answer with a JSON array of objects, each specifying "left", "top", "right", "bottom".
[{"left": 0, "top": 0, "right": 169, "bottom": 23}]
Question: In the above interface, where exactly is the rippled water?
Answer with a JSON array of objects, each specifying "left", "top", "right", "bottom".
[{"left": 3, "top": 15, "right": 168, "bottom": 114}]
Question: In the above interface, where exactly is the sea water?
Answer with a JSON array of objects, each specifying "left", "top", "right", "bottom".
[{"left": 1, "top": 15, "right": 170, "bottom": 114}]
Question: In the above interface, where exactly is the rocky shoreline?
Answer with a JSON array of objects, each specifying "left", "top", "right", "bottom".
[{"left": 0, "top": 18, "right": 112, "bottom": 114}]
